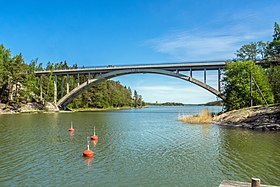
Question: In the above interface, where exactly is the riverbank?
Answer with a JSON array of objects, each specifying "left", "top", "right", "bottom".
[
  {"left": 0, "top": 102, "right": 141, "bottom": 114},
  {"left": 0, "top": 102, "right": 59, "bottom": 114},
  {"left": 212, "top": 105, "right": 280, "bottom": 131}
]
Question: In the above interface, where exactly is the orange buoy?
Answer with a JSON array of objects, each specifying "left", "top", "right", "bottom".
[
  {"left": 91, "top": 126, "right": 98, "bottom": 140},
  {"left": 68, "top": 122, "right": 74, "bottom": 132},
  {"left": 83, "top": 145, "right": 94, "bottom": 157},
  {"left": 91, "top": 135, "right": 98, "bottom": 140}
]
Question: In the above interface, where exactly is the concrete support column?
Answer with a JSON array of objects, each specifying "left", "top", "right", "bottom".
[
  {"left": 40, "top": 76, "right": 43, "bottom": 101},
  {"left": 61, "top": 76, "right": 64, "bottom": 98},
  {"left": 54, "top": 75, "right": 57, "bottom": 105},
  {"left": 218, "top": 68, "right": 221, "bottom": 92},
  {"left": 66, "top": 74, "right": 69, "bottom": 94},
  {"left": 204, "top": 68, "right": 206, "bottom": 83},
  {"left": 87, "top": 72, "right": 90, "bottom": 84},
  {"left": 77, "top": 73, "right": 80, "bottom": 86}
]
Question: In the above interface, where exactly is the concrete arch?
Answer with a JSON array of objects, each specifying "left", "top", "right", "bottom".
[{"left": 57, "top": 69, "right": 225, "bottom": 109}]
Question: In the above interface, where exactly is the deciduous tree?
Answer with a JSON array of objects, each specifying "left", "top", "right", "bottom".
[{"left": 223, "top": 61, "right": 274, "bottom": 111}]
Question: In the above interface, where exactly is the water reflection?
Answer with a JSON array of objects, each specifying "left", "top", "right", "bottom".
[
  {"left": 69, "top": 132, "right": 74, "bottom": 138},
  {"left": 84, "top": 156, "right": 94, "bottom": 167},
  {"left": 201, "top": 124, "right": 211, "bottom": 137},
  {"left": 92, "top": 140, "right": 98, "bottom": 147},
  {"left": 218, "top": 128, "right": 280, "bottom": 185}
]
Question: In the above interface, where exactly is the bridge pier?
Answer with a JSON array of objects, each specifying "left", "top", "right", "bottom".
[
  {"left": 40, "top": 76, "right": 43, "bottom": 101},
  {"left": 61, "top": 76, "right": 64, "bottom": 98},
  {"left": 54, "top": 75, "right": 57, "bottom": 105},
  {"left": 66, "top": 74, "right": 69, "bottom": 94},
  {"left": 204, "top": 68, "right": 206, "bottom": 83},
  {"left": 87, "top": 72, "right": 91, "bottom": 84},
  {"left": 218, "top": 68, "right": 221, "bottom": 92},
  {"left": 77, "top": 73, "right": 80, "bottom": 86}
]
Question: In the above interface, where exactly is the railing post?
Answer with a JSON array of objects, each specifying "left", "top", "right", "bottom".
[
  {"left": 251, "top": 178, "right": 260, "bottom": 187},
  {"left": 190, "top": 68, "right": 192, "bottom": 77}
]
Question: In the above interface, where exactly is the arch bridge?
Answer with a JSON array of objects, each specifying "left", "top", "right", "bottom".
[{"left": 35, "top": 61, "right": 226, "bottom": 110}]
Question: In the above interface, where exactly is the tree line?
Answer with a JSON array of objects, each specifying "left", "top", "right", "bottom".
[
  {"left": 223, "top": 22, "right": 280, "bottom": 111},
  {"left": 0, "top": 46, "right": 144, "bottom": 109}
]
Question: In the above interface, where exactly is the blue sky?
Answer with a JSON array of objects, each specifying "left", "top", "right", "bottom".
[{"left": 1, "top": 0, "right": 279, "bottom": 103}]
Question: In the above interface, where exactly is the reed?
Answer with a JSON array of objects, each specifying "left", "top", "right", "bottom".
[{"left": 178, "top": 109, "right": 212, "bottom": 124}]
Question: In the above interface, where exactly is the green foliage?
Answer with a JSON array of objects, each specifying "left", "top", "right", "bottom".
[
  {"left": 266, "top": 66, "right": 280, "bottom": 104},
  {"left": 70, "top": 80, "right": 142, "bottom": 109},
  {"left": 0, "top": 45, "right": 39, "bottom": 105},
  {"left": 235, "top": 41, "right": 268, "bottom": 61},
  {"left": 0, "top": 44, "right": 11, "bottom": 102},
  {"left": 0, "top": 44, "right": 144, "bottom": 109},
  {"left": 223, "top": 61, "right": 274, "bottom": 111},
  {"left": 266, "top": 22, "right": 280, "bottom": 62},
  {"left": 232, "top": 22, "right": 280, "bottom": 107}
]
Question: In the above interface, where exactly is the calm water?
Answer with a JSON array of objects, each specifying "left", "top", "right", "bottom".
[{"left": 0, "top": 106, "right": 279, "bottom": 187}]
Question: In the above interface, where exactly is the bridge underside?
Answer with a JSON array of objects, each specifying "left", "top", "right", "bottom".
[{"left": 56, "top": 68, "right": 225, "bottom": 109}]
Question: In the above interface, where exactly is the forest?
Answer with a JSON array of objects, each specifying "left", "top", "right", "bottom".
[{"left": 0, "top": 47, "right": 144, "bottom": 111}]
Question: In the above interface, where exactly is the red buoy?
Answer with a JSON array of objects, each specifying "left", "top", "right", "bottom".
[
  {"left": 91, "top": 126, "right": 98, "bottom": 140},
  {"left": 68, "top": 122, "right": 74, "bottom": 132},
  {"left": 91, "top": 135, "right": 98, "bottom": 140},
  {"left": 83, "top": 145, "right": 94, "bottom": 157}
]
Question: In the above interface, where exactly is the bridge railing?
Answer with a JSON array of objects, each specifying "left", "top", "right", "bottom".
[
  {"left": 76, "top": 60, "right": 227, "bottom": 69},
  {"left": 35, "top": 60, "right": 227, "bottom": 74}
]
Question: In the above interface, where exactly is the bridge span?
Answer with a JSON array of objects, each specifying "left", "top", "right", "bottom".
[{"left": 35, "top": 61, "right": 226, "bottom": 109}]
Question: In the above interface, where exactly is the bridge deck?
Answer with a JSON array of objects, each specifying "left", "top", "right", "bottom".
[{"left": 35, "top": 61, "right": 226, "bottom": 76}]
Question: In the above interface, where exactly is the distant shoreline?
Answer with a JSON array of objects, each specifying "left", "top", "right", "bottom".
[
  {"left": 147, "top": 100, "right": 222, "bottom": 106},
  {"left": 0, "top": 101, "right": 222, "bottom": 115}
]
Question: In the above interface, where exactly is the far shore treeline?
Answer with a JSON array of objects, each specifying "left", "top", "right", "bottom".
[
  {"left": 0, "top": 46, "right": 144, "bottom": 110},
  {"left": 0, "top": 22, "right": 279, "bottom": 112}
]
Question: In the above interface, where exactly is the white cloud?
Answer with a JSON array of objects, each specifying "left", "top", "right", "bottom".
[
  {"left": 145, "top": 9, "right": 275, "bottom": 61},
  {"left": 147, "top": 33, "right": 237, "bottom": 60}
]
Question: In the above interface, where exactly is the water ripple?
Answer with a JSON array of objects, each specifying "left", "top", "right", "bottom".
[{"left": 1, "top": 107, "right": 280, "bottom": 186}]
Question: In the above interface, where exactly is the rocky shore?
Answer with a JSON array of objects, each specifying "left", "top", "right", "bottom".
[
  {"left": 212, "top": 105, "right": 280, "bottom": 131},
  {"left": 0, "top": 102, "right": 59, "bottom": 114}
]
